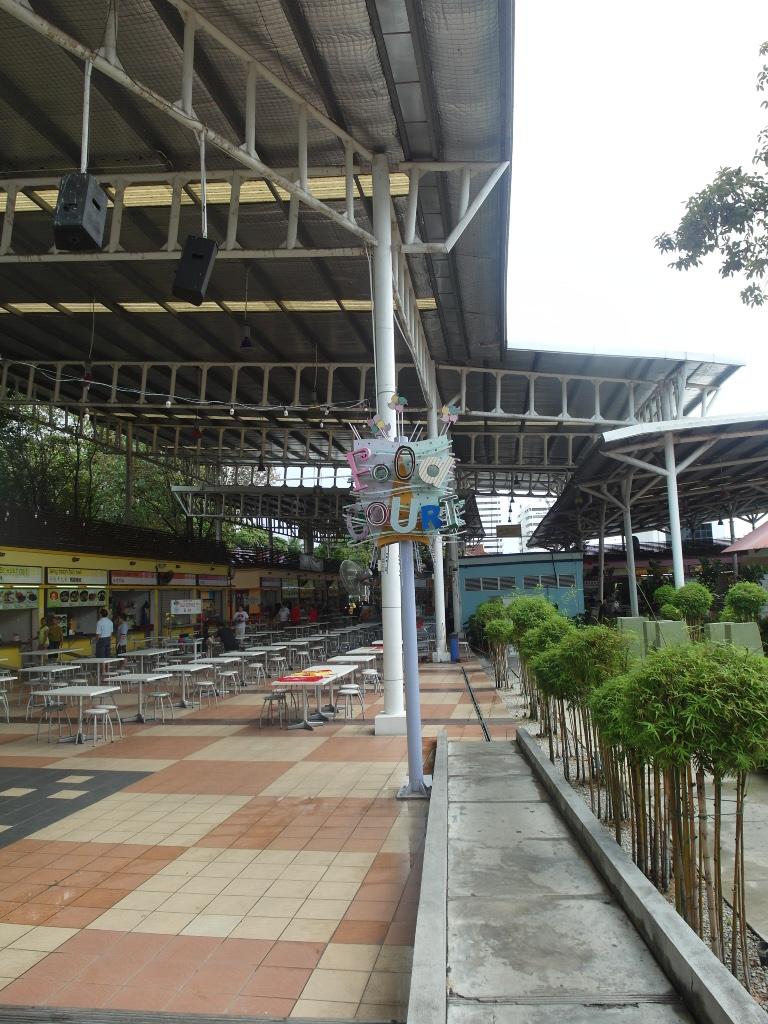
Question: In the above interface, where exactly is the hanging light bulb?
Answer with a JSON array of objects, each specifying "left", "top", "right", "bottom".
[
  {"left": 165, "top": 398, "right": 172, "bottom": 407},
  {"left": 283, "top": 407, "right": 289, "bottom": 417},
  {"left": 257, "top": 457, "right": 266, "bottom": 474},
  {"left": 240, "top": 325, "right": 253, "bottom": 349},
  {"left": 229, "top": 406, "right": 235, "bottom": 416},
  {"left": 240, "top": 265, "right": 253, "bottom": 348}
]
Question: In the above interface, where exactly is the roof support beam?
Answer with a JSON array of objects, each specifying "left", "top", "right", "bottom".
[{"left": 0, "top": 0, "right": 377, "bottom": 246}]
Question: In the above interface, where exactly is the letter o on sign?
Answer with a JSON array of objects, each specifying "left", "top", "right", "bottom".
[
  {"left": 365, "top": 501, "right": 389, "bottom": 527},
  {"left": 395, "top": 445, "right": 415, "bottom": 481}
]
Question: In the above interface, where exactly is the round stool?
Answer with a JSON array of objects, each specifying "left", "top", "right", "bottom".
[
  {"left": 361, "top": 669, "right": 382, "bottom": 694},
  {"left": 337, "top": 684, "right": 365, "bottom": 720},
  {"left": 269, "top": 655, "right": 288, "bottom": 678},
  {"left": 91, "top": 703, "right": 124, "bottom": 738},
  {"left": 260, "top": 689, "right": 288, "bottom": 728},
  {"left": 83, "top": 707, "right": 114, "bottom": 744},
  {"left": 192, "top": 680, "right": 218, "bottom": 706},
  {"left": 295, "top": 649, "right": 311, "bottom": 670},
  {"left": 149, "top": 692, "right": 174, "bottom": 723},
  {"left": 36, "top": 697, "right": 72, "bottom": 742}
]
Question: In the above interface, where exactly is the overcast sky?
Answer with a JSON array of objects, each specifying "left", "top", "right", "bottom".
[{"left": 507, "top": 1, "right": 768, "bottom": 416}]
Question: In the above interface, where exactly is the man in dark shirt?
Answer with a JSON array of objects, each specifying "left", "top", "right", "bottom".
[{"left": 215, "top": 624, "right": 238, "bottom": 651}]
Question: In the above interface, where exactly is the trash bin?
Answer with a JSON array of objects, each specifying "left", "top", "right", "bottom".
[{"left": 449, "top": 633, "right": 460, "bottom": 663}]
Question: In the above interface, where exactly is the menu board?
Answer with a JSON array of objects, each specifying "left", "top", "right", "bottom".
[
  {"left": 47, "top": 587, "right": 108, "bottom": 609},
  {"left": 48, "top": 568, "right": 108, "bottom": 586},
  {"left": 111, "top": 570, "right": 157, "bottom": 586},
  {"left": 0, "top": 587, "right": 38, "bottom": 610},
  {"left": 167, "top": 573, "right": 197, "bottom": 586},
  {"left": 0, "top": 565, "right": 42, "bottom": 585},
  {"left": 171, "top": 599, "right": 202, "bottom": 615}
]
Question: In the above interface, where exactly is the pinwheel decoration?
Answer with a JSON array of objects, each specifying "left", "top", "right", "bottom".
[
  {"left": 388, "top": 392, "right": 408, "bottom": 413},
  {"left": 440, "top": 403, "right": 460, "bottom": 425}
]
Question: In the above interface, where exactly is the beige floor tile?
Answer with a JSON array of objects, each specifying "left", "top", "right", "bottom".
[
  {"left": 362, "top": 971, "right": 410, "bottom": 1004},
  {"left": 355, "top": 1002, "right": 404, "bottom": 1021},
  {"left": 179, "top": 875, "right": 231, "bottom": 895},
  {"left": 250, "top": 896, "right": 305, "bottom": 918},
  {"left": 159, "top": 892, "right": 215, "bottom": 914},
  {"left": 0, "top": 978, "right": 14, "bottom": 992},
  {"left": 229, "top": 917, "right": 289, "bottom": 941},
  {"left": 137, "top": 875, "right": 187, "bottom": 893},
  {"left": 186, "top": 735, "right": 325, "bottom": 761},
  {"left": 87, "top": 909, "right": 149, "bottom": 931},
  {"left": 180, "top": 914, "right": 240, "bottom": 937},
  {"left": 311, "top": 881, "right": 360, "bottom": 901},
  {"left": 1, "top": 948, "right": 48, "bottom": 978},
  {"left": 10, "top": 925, "right": 78, "bottom": 953},
  {"left": 156, "top": 861, "right": 201, "bottom": 877},
  {"left": 215, "top": 849, "right": 257, "bottom": 863},
  {"left": 47, "top": 789, "right": 88, "bottom": 800},
  {"left": 302, "top": 967, "right": 370, "bottom": 1003},
  {"left": 280, "top": 919, "right": 337, "bottom": 943},
  {"left": 294, "top": 850, "right": 336, "bottom": 866},
  {"left": 114, "top": 891, "right": 169, "bottom": 912},
  {"left": 239, "top": 862, "right": 283, "bottom": 880},
  {"left": 265, "top": 878, "right": 315, "bottom": 900},
  {"left": 176, "top": 847, "right": 223, "bottom": 863},
  {"left": 0, "top": 788, "right": 35, "bottom": 797},
  {"left": 0, "top": 924, "right": 33, "bottom": 948},
  {"left": 318, "top": 943, "right": 380, "bottom": 972},
  {"left": 374, "top": 946, "right": 413, "bottom": 972},
  {"left": 333, "top": 852, "right": 376, "bottom": 867},
  {"left": 197, "top": 862, "right": 243, "bottom": 879},
  {"left": 290, "top": 1000, "right": 359, "bottom": 1019},
  {"left": 295, "top": 899, "right": 350, "bottom": 921},
  {"left": 280, "top": 863, "right": 328, "bottom": 882},
  {"left": 256, "top": 849, "right": 297, "bottom": 865},
  {"left": 202, "top": 894, "right": 257, "bottom": 916},
  {"left": 133, "top": 911, "right": 197, "bottom": 935},
  {"left": 323, "top": 865, "right": 369, "bottom": 883},
  {"left": 221, "top": 877, "right": 271, "bottom": 898}
]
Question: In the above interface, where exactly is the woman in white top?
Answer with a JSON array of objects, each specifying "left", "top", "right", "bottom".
[{"left": 233, "top": 608, "right": 249, "bottom": 641}]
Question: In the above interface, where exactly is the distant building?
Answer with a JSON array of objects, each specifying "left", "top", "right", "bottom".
[{"left": 518, "top": 499, "right": 555, "bottom": 550}]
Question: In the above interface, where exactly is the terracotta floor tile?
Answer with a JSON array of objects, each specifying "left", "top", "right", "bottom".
[
  {"left": 34, "top": 885, "right": 89, "bottom": 907},
  {"left": 355, "top": 882, "right": 406, "bottom": 902},
  {"left": 261, "top": 940, "right": 324, "bottom": 969},
  {"left": 332, "top": 920, "right": 389, "bottom": 945},
  {"left": 164, "top": 988, "right": 234, "bottom": 1014},
  {"left": 1, "top": 882, "right": 47, "bottom": 902},
  {"left": 64, "top": 869, "right": 112, "bottom": 887},
  {"left": 129, "top": 957, "right": 195, "bottom": 990},
  {"left": 344, "top": 900, "right": 397, "bottom": 923},
  {"left": 48, "top": 981, "right": 118, "bottom": 1008},
  {"left": 3, "top": 904, "right": 57, "bottom": 926},
  {"left": 152, "top": 934, "right": 222, "bottom": 963},
  {"left": 72, "top": 887, "right": 130, "bottom": 910},
  {"left": 384, "top": 921, "right": 415, "bottom": 945},
  {"left": 241, "top": 964, "right": 312, "bottom": 999},
  {"left": 0, "top": 976, "right": 61, "bottom": 1005},
  {"left": 228, "top": 994, "right": 295, "bottom": 1017},
  {"left": 78, "top": 953, "right": 143, "bottom": 986},
  {"left": 0, "top": 900, "right": 21, "bottom": 918},
  {"left": 60, "top": 929, "right": 123, "bottom": 955},
  {"left": 184, "top": 962, "right": 254, "bottom": 995},
  {"left": 102, "top": 983, "right": 173, "bottom": 1011},
  {"left": 208, "top": 937, "right": 273, "bottom": 967},
  {"left": 111, "top": 931, "right": 172, "bottom": 960},
  {"left": 23, "top": 950, "right": 95, "bottom": 982},
  {"left": 44, "top": 907, "right": 102, "bottom": 928}
]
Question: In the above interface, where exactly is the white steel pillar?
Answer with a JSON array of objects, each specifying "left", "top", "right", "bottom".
[
  {"left": 621, "top": 479, "right": 639, "bottom": 617},
  {"left": 663, "top": 431, "right": 685, "bottom": 589},
  {"left": 597, "top": 502, "right": 606, "bottom": 605},
  {"left": 729, "top": 514, "right": 739, "bottom": 579},
  {"left": 398, "top": 540, "right": 428, "bottom": 797},
  {"left": 372, "top": 153, "right": 406, "bottom": 735},
  {"left": 427, "top": 402, "right": 449, "bottom": 661}
]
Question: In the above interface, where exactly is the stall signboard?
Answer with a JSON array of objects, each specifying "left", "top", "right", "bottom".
[
  {"left": 299, "top": 554, "right": 324, "bottom": 573},
  {"left": 171, "top": 599, "right": 202, "bottom": 615},
  {"left": 260, "top": 578, "right": 281, "bottom": 589},
  {"left": 111, "top": 570, "right": 157, "bottom": 586},
  {"left": 0, "top": 565, "right": 42, "bottom": 585},
  {"left": 48, "top": 568, "right": 108, "bottom": 586},
  {"left": 47, "top": 587, "right": 108, "bottom": 609},
  {"left": 0, "top": 587, "right": 38, "bottom": 610},
  {"left": 197, "top": 574, "right": 229, "bottom": 587},
  {"left": 344, "top": 400, "right": 464, "bottom": 547},
  {"left": 167, "top": 573, "right": 197, "bottom": 586}
]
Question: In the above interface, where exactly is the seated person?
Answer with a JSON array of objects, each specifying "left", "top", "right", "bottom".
[{"left": 215, "top": 623, "right": 238, "bottom": 651}]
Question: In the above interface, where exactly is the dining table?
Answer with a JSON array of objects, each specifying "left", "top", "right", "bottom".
[
  {"left": 119, "top": 647, "right": 169, "bottom": 673},
  {"left": 274, "top": 663, "right": 357, "bottom": 731},
  {"left": 160, "top": 662, "right": 213, "bottom": 707},
  {"left": 107, "top": 672, "right": 172, "bottom": 723},
  {"left": 39, "top": 684, "right": 120, "bottom": 743},
  {"left": 75, "top": 657, "right": 125, "bottom": 684}
]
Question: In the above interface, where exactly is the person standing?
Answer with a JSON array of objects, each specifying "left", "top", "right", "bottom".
[
  {"left": 289, "top": 603, "right": 301, "bottom": 626},
  {"left": 95, "top": 608, "right": 114, "bottom": 658},
  {"left": 277, "top": 603, "right": 290, "bottom": 628},
  {"left": 48, "top": 616, "right": 63, "bottom": 659},
  {"left": 37, "top": 617, "right": 49, "bottom": 651},
  {"left": 233, "top": 607, "right": 249, "bottom": 644},
  {"left": 116, "top": 615, "right": 129, "bottom": 656}
]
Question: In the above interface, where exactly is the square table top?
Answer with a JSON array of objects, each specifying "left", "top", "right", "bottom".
[{"left": 40, "top": 685, "right": 120, "bottom": 698}]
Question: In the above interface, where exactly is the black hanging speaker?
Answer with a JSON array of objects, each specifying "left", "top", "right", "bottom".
[
  {"left": 53, "top": 172, "right": 108, "bottom": 251},
  {"left": 172, "top": 235, "right": 218, "bottom": 306}
]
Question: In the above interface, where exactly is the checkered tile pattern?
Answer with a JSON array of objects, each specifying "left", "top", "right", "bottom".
[{"left": 0, "top": 661, "right": 510, "bottom": 1019}]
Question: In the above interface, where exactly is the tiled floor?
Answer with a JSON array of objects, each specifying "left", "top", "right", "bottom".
[{"left": 0, "top": 659, "right": 509, "bottom": 1020}]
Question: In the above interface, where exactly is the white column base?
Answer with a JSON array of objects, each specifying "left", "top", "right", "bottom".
[
  {"left": 374, "top": 711, "right": 408, "bottom": 736},
  {"left": 432, "top": 651, "right": 451, "bottom": 663}
]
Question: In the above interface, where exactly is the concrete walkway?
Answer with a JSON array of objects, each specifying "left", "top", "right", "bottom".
[{"left": 444, "top": 740, "right": 694, "bottom": 1023}]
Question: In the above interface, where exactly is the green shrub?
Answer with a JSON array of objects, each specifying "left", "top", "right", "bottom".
[
  {"left": 506, "top": 595, "right": 558, "bottom": 646},
  {"left": 654, "top": 584, "right": 677, "bottom": 609},
  {"left": 589, "top": 674, "right": 634, "bottom": 749},
  {"left": 673, "top": 581, "right": 714, "bottom": 627},
  {"left": 484, "top": 617, "right": 516, "bottom": 688},
  {"left": 722, "top": 581, "right": 767, "bottom": 623},
  {"left": 467, "top": 597, "right": 505, "bottom": 648},
  {"left": 555, "top": 625, "right": 630, "bottom": 702},
  {"left": 659, "top": 602, "right": 683, "bottom": 621},
  {"left": 517, "top": 615, "right": 574, "bottom": 664}
]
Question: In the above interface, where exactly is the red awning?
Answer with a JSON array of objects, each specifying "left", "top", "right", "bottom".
[{"left": 723, "top": 521, "right": 768, "bottom": 554}]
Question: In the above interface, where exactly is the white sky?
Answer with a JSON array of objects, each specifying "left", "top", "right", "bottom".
[{"left": 507, "top": 1, "right": 768, "bottom": 416}]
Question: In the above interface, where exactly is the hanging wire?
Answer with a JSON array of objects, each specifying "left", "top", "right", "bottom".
[{"left": 198, "top": 131, "right": 208, "bottom": 239}]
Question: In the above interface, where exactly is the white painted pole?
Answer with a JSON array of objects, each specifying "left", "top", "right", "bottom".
[
  {"left": 663, "top": 431, "right": 685, "bottom": 589},
  {"left": 729, "top": 514, "right": 739, "bottom": 580},
  {"left": 427, "top": 402, "right": 448, "bottom": 661},
  {"left": 450, "top": 535, "right": 462, "bottom": 638},
  {"left": 398, "top": 540, "right": 427, "bottom": 796},
  {"left": 597, "top": 502, "right": 606, "bottom": 605},
  {"left": 372, "top": 153, "right": 405, "bottom": 734},
  {"left": 621, "top": 479, "right": 639, "bottom": 616}
]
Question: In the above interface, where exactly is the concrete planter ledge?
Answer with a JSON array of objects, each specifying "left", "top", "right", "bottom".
[{"left": 516, "top": 727, "right": 765, "bottom": 1024}]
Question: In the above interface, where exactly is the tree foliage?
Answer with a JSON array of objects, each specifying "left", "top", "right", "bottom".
[
  {"left": 655, "top": 42, "right": 768, "bottom": 306},
  {"left": 722, "top": 581, "right": 767, "bottom": 622}
]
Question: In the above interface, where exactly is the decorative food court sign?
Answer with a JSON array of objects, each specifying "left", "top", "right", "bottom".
[
  {"left": 171, "top": 599, "right": 202, "bottom": 615},
  {"left": 344, "top": 397, "right": 464, "bottom": 547}
]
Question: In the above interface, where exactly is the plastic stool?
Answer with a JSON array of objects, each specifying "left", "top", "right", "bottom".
[{"left": 149, "top": 692, "right": 174, "bottom": 723}]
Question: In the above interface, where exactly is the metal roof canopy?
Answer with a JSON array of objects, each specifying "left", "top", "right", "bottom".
[{"left": 532, "top": 413, "right": 768, "bottom": 551}]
